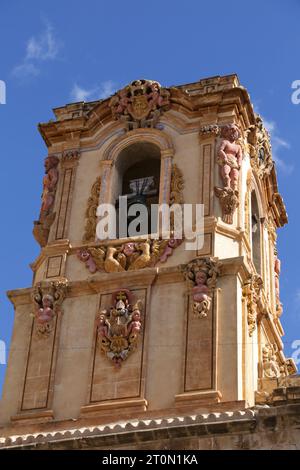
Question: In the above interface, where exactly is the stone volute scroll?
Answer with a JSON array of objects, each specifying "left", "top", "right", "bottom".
[
  {"left": 109, "top": 79, "right": 170, "bottom": 131},
  {"left": 214, "top": 124, "right": 242, "bottom": 224},
  {"left": 33, "top": 155, "right": 60, "bottom": 247},
  {"left": 184, "top": 257, "right": 221, "bottom": 318},
  {"left": 274, "top": 248, "right": 283, "bottom": 319},
  {"left": 83, "top": 175, "right": 102, "bottom": 242},
  {"left": 96, "top": 289, "right": 143, "bottom": 367},
  {"left": 31, "top": 279, "right": 68, "bottom": 338},
  {"left": 247, "top": 114, "right": 274, "bottom": 178}
]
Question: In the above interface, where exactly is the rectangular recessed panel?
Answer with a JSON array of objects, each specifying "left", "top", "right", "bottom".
[
  {"left": 184, "top": 296, "right": 214, "bottom": 392},
  {"left": 46, "top": 256, "right": 63, "bottom": 278},
  {"left": 56, "top": 168, "right": 73, "bottom": 240},
  {"left": 197, "top": 233, "right": 212, "bottom": 257},
  {"left": 90, "top": 289, "right": 146, "bottom": 403},
  {"left": 21, "top": 320, "right": 57, "bottom": 410},
  {"left": 202, "top": 144, "right": 212, "bottom": 216}
]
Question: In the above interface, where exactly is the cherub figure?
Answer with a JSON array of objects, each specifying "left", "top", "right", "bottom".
[
  {"left": 148, "top": 82, "right": 163, "bottom": 109},
  {"left": 36, "top": 294, "right": 55, "bottom": 324},
  {"left": 128, "top": 309, "right": 142, "bottom": 337},
  {"left": 191, "top": 270, "right": 212, "bottom": 318},
  {"left": 122, "top": 242, "right": 136, "bottom": 257},
  {"left": 116, "top": 88, "right": 130, "bottom": 115},
  {"left": 40, "top": 156, "right": 59, "bottom": 216},
  {"left": 97, "top": 313, "right": 109, "bottom": 338},
  {"left": 217, "top": 124, "right": 242, "bottom": 191},
  {"left": 192, "top": 271, "right": 210, "bottom": 303}
]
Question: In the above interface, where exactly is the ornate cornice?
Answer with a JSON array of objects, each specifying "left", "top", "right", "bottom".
[{"left": 38, "top": 75, "right": 256, "bottom": 148}]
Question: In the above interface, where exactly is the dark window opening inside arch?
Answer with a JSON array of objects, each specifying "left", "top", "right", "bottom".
[
  {"left": 115, "top": 143, "right": 161, "bottom": 237},
  {"left": 251, "top": 191, "right": 261, "bottom": 274}
]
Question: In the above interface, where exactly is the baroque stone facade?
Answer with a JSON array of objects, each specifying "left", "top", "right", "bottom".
[{"left": 0, "top": 74, "right": 297, "bottom": 450}]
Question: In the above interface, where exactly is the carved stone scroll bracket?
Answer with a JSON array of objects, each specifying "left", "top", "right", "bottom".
[
  {"left": 242, "top": 274, "right": 263, "bottom": 337},
  {"left": 247, "top": 114, "right": 274, "bottom": 178},
  {"left": 170, "top": 163, "right": 184, "bottom": 205},
  {"left": 31, "top": 279, "right": 68, "bottom": 338},
  {"left": 199, "top": 124, "right": 220, "bottom": 138},
  {"left": 61, "top": 150, "right": 81, "bottom": 166},
  {"left": 183, "top": 257, "right": 221, "bottom": 319},
  {"left": 96, "top": 289, "right": 143, "bottom": 367},
  {"left": 214, "top": 187, "right": 239, "bottom": 224},
  {"left": 83, "top": 176, "right": 102, "bottom": 242}
]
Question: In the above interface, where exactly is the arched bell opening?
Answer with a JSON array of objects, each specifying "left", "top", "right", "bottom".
[{"left": 113, "top": 142, "right": 161, "bottom": 237}]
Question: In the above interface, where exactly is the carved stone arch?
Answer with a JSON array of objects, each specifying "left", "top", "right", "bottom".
[
  {"left": 103, "top": 128, "right": 174, "bottom": 162},
  {"left": 100, "top": 128, "right": 175, "bottom": 208}
]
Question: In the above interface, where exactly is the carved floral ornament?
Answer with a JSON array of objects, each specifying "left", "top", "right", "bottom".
[
  {"left": 79, "top": 163, "right": 184, "bottom": 273},
  {"left": 83, "top": 176, "right": 101, "bottom": 242},
  {"left": 247, "top": 114, "right": 274, "bottom": 177},
  {"left": 199, "top": 124, "right": 220, "bottom": 137},
  {"left": 184, "top": 257, "right": 221, "bottom": 319},
  {"left": 261, "top": 343, "right": 297, "bottom": 381},
  {"left": 31, "top": 280, "right": 68, "bottom": 338},
  {"left": 61, "top": 149, "right": 81, "bottom": 164},
  {"left": 109, "top": 79, "right": 170, "bottom": 131},
  {"left": 242, "top": 274, "right": 263, "bottom": 337},
  {"left": 96, "top": 289, "right": 142, "bottom": 367}
]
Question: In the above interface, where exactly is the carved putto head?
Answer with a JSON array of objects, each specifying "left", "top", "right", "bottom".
[
  {"left": 32, "top": 280, "right": 68, "bottom": 338},
  {"left": 42, "top": 293, "right": 54, "bottom": 308},
  {"left": 184, "top": 257, "right": 221, "bottom": 290},
  {"left": 44, "top": 155, "right": 59, "bottom": 172},
  {"left": 220, "top": 123, "right": 241, "bottom": 142},
  {"left": 195, "top": 270, "right": 208, "bottom": 286},
  {"left": 184, "top": 258, "right": 221, "bottom": 319}
]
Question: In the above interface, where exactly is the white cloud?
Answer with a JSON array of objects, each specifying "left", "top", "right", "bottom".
[
  {"left": 70, "top": 80, "right": 117, "bottom": 102},
  {"left": 12, "top": 63, "right": 40, "bottom": 79},
  {"left": 26, "top": 24, "right": 60, "bottom": 61},
  {"left": 71, "top": 84, "right": 96, "bottom": 102},
  {"left": 263, "top": 119, "right": 293, "bottom": 174},
  {"left": 98, "top": 80, "right": 116, "bottom": 99},
  {"left": 12, "top": 22, "right": 61, "bottom": 79}
]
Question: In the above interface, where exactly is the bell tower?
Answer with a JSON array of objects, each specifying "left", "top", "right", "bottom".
[{"left": 0, "top": 75, "right": 297, "bottom": 446}]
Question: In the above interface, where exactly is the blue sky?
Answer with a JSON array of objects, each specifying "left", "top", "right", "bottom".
[{"left": 0, "top": 0, "right": 299, "bottom": 393}]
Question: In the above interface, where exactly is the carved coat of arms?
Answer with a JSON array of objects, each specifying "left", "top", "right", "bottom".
[
  {"left": 109, "top": 79, "right": 170, "bottom": 130},
  {"left": 97, "top": 289, "right": 143, "bottom": 367}
]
